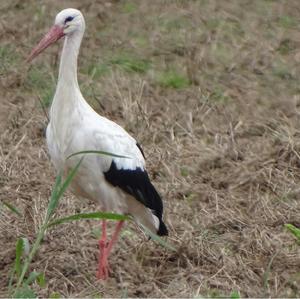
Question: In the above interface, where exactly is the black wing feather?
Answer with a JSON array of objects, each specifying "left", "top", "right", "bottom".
[{"left": 104, "top": 161, "right": 168, "bottom": 236}]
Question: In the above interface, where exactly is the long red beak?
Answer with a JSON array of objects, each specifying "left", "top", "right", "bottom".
[{"left": 27, "top": 25, "right": 65, "bottom": 62}]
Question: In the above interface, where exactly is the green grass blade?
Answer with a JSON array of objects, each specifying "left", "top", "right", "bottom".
[
  {"left": 1, "top": 200, "right": 22, "bottom": 217},
  {"left": 46, "top": 173, "right": 62, "bottom": 220},
  {"left": 285, "top": 224, "right": 300, "bottom": 241},
  {"left": 15, "top": 238, "right": 24, "bottom": 278},
  {"left": 46, "top": 158, "right": 83, "bottom": 221},
  {"left": 47, "top": 212, "right": 129, "bottom": 228},
  {"left": 15, "top": 231, "right": 45, "bottom": 290},
  {"left": 53, "top": 158, "right": 83, "bottom": 206},
  {"left": 14, "top": 285, "right": 36, "bottom": 298},
  {"left": 8, "top": 238, "right": 28, "bottom": 292},
  {"left": 49, "top": 292, "right": 61, "bottom": 298},
  {"left": 67, "top": 150, "right": 130, "bottom": 160},
  {"left": 8, "top": 267, "right": 15, "bottom": 294},
  {"left": 230, "top": 290, "right": 240, "bottom": 299},
  {"left": 139, "top": 224, "right": 176, "bottom": 252},
  {"left": 36, "top": 272, "right": 46, "bottom": 287},
  {"left": 25, "top": 271, "right": 42, "bottom": 286}
]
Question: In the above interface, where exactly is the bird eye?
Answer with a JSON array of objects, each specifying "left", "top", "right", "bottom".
[{"left": 64, "top": 16, "right": 74, "bottom": 24}]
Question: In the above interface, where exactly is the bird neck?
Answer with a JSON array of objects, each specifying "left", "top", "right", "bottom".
[
  {"left": 50, "top": 29, "right": 86, "bottom": 131},
  {"left": 57, "top": 30, "right": 83, "bottom": 90}
]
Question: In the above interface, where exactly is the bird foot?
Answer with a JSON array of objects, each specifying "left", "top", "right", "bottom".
[
  {"left": 97, "top": 240, "right": 110, "bottom": 280},
  {"left": 96, "top": 220, "right": 124, "bottom": 280},
  {"left": 97, "top": 262, "right": 110, "bottom": 280}
]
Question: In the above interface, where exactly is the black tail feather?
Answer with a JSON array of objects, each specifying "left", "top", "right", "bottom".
[{"left": 157, "top": 219, "right": 168, "bottom": 236}]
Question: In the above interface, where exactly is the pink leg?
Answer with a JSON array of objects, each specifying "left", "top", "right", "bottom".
[
  {"left": 96, "top": 220, "right": 125, "bottom": 280},
  {"left": 106, "top": 220, "right": 125, "bottom": 256},
  {"left": 97, "top": 220, "right": 109, "bottom": 279}
]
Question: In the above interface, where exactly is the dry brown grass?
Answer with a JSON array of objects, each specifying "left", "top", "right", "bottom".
[{"left": 1, "top": 0, "right": 300, "bottom": 297}]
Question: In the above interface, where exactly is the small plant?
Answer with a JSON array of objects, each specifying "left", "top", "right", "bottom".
[
  {"left": 158, "top": 70, "right": 190, "bottom": 89},
  {"left": 209, "top": 87, "right": 231, "bottom": 103},
  {"left": 278, "top": 15, "right": 297, "bottom": 29},
  {"left": 132, "top": 36, "right": 148, "bottom": 48},
  {"left": 86, "top": 62, "right": 110, "bottom": 79},
  {"left": 272, "top": 64, "right": 293, "bottom": 80},
  {"left": 230, "top": 290, "right": 240, "bottom": 299},
  {"left": 1, "top": 200, "right": 22, "bottom": 217},
  {"left": 110, "top": 54, "right": 151, "bottom": 74},
  {"left": 121, "top": 2, "right": 137, "bottom": 14},
  {"left": 0, "top": 45, "right": 19, "bottom": 74},
  {"left": 277, "top": 39, "right": 296, "bottom": 55},
  {"left": 26, "top": 66, "right": 55, "bottom": 107},
  {"left": 198, "top": 290, "right": 240, "bottom": 298},
  {"left": 285, "top": 224, "right": 300, "bottom": 243},
  {"left": 157, "top": 16, "right": 191, "bottom": 32}
]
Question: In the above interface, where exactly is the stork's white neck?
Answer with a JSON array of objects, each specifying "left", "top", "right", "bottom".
[
  {"left": 57, "top": 30, "right": 83, "bottom": 90},
  {"left": 50, "top": 29, "right": 86, "bottom": 133}
]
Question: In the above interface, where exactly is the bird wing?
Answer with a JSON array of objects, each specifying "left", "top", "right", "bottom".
[
  {"left": 93, "top": 123, "right": 145, "bottom": 171},
  {"left": 66, "top": 112, "right": 168, "bottom": 235},
  {"left": 89, "top": 118, "right": 165, "bottom": 222}
]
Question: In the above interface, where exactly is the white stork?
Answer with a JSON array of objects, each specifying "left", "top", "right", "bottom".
[{"left": 27, "top": 8, "right": 168, "bottom": 280}]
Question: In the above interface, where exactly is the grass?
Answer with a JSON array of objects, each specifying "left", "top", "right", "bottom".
[
  {"left": 121, "top": 2, "right": 137, "bottom": 14},
  {"left": 1, "top": 201, "right": 22, "bottom": 217},
  {"left": 1, "top": 0, "right": 300, "bottom": 297},
  {"left": 278, "top": 15, "right": 298, "bottom": 29},
  {"left": 277, "top": 39, "right": 296, "bottom": 55},
  {"left": 0, "top": 45, "right": 19, "bottom": 74},
  {"left": 109, "top": 54, "right": 151, "bottom": 74},
  {"left": 26, "top": 66, "right": 55, "bottom": 107},
  {"left": 285, "top": 224, "right": 300, "bottom": 243},
  {"left": 157, "top": 70, "right": 190, "bottom": 89},
  {"left": 209, "top": 87, "right": 231, "bottom": 103},
  {"left": 272, "top": 63, "right": 293, "bottom": 80},
  {"left": 158, "top": 16, "right": 191, "bottom": 32},
  {"left": 85, "top": 62, "right": 110, "bottom": 79},
  {"left": 132, "top": 35, "right": 148, "bottom": 48}
]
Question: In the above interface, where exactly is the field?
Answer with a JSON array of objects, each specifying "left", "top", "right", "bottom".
[{"left": 1, "top": 0, "right": 300, "bottom": 297}]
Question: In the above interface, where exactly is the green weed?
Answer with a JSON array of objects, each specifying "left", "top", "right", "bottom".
[
  {"left": 230, "top": 290, "right": 240, "bottom": 299},
  {"left": 206, "top": 18, "right": 222, "bottom": 30},
  {"left": 26, "top": 66, "right": 55, "bottom": 107},
  {"left": 285, "top": 224, "right": 300, "bottom": 243},
  {"left": 0, "top": 45, "right": 19, "bottom": 74},
  {"left": 132, "top": 35, "right": 148, "bottom": 48},
  {"left": 278, "top": 15, "right": 297, "bottom": 29},
  {"left": 180, "top": 167, "right": 189, "bottom": 177},
  {"left": 158, "top": 70, "right": 190, "bottom": 89},
  {"left": 277, "top": 39, "right": 296, "bottom": 55},
  {"left": 272, "top": 64, "right": 293, "bottom": 80},
  {"left": 209, "top": 87, "right": 231, "bottom": 103},
  {"left": 1, "top": 201, "right": 22, "bottom": 217},
  {"left": 211, "top": 43, "right": 234, "bottom": 66},
  {"left": 158, "top": 16, "right": 191, "bottom": 32},
  {"left": 49, "top": 292, "right": 62, "bottom": 298},
  {"left": 85, "top": 62, "right": 110, "bottom": 79},
  {"left": 122, "top": 2, "right": 137, "bottom": 14},
  {"left": 110, "top": 54, "right": 151, "bottom": 74},
  {"left": 199, "top": 289, "right": 240, "bottom": 298}
]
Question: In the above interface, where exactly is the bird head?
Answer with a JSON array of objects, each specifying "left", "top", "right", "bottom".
[{"left": 27, "top": 8, "right": 85, "bottom": 62}]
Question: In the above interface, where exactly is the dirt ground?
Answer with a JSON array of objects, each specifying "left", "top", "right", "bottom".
[{"left": 1, "top": 0, "right": 300, "bottom": 297}]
